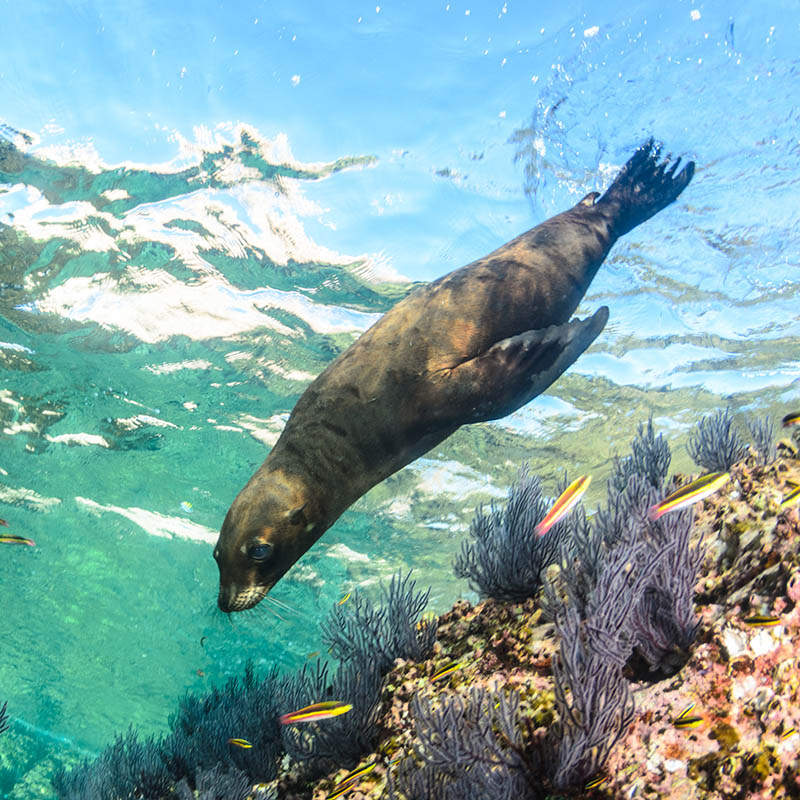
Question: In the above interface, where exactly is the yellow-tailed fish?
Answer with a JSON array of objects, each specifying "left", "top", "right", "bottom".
[
  {"left": 780, "top": 727, "right": 797, "bottom": 741},
  {"left": 779, "top": 485, "right": 800, "bottom": 511},
  {"left": 327, "top": 780, "right": 357, "bottom": 799},
  {"left": 228, "top": 738, "right": 252, "bottom": 748},
  {"left": 338, "top": 591, "right": 351, "bottom": 605},
  {"left": 647, "top": 472, "right": 729, "bottom": 521},
  {"left": 279, "top": 701, "right": 352, "bottom": 725},
  {"left": 0, "top": 534, "right": 35, "bottom": 546},
  {"left": 782, "top": 411, "right": 800, "bottom": 427},
  {"left": 673, "top": 716, "right": 704, "bottom": 729},
  {"left": 431, "top": 661, "right": 461, "bottom": 682},
  {"left": 743, "top": 614, "right": 781, "bottom": 627},
  {"left": 339, "top": 761, "right": 377, "bottom": 784},
  {"left": 534, "top": 475, "right": 591, "bottom": 536},
  {"left": 675, "top": 701, "right": 696, "bottom": 721},
  {"left": 584, "top": 774, "right": 608, "bottom": 790},
  {"left": 328, "top": 761, "right": 378, "bottom": 798}
]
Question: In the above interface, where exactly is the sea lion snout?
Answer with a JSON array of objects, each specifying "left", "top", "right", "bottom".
[{"left": 217, "top": 580, "right": 268, "bottom": 613}]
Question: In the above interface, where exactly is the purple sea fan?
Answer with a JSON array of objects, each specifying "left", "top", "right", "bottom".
[
  {"left": 454, "top": 466, "right": 570, "bottom": 602},
  {"left": 687, "top": 406, "right": 748, "bottom": 472}
]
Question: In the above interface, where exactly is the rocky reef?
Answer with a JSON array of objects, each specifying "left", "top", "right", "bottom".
[
  {"left": 276, "top": 439, "right": 800, "bottom": 798},
  {"left": 28, "top": 413, "right": 800, "bottom": 799}
]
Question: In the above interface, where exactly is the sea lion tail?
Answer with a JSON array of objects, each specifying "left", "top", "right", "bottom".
[{"left": 598, "top": 138, "right": 695, "bottom": 237}]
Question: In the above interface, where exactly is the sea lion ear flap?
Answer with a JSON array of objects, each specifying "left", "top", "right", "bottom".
[{"left": 287, "top": 503, "right": 308, "bottom": 527}]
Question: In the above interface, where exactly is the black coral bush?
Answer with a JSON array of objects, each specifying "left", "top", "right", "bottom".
[
  {"left": 387, "top": 689, "right": 538, "bottom": 800},
  {"left": 454, "top": 466, "right": 571, "bottom": 602},
  {"left": 746, "top": 414, "right": 776, "bottom": 465},
  {"left": 52, "top": 728, "right": 173, "bottom": 800},
  {"left": 321, "top": 570, "right": 437, "bottom": 671},
  {"left": 174, "top": 764, "right": 256, "bottom": 800},
  {"left": 609, "top": 416, "right": 671, "bottom": 494},
  {"left": 687, "top": 406, "right": 748, "bottom": 471},
  {"left": 166, "top": 663, "right": 284, "bottom": 781},
  {"left": 279, "top": 657, "right": 383, "bottom": 777}
]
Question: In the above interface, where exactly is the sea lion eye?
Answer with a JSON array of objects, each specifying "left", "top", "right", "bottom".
[{"left": 248, "top": 543, "right": 273, "bottom": 562}]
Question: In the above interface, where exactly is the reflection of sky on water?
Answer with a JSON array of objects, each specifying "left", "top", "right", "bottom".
[
  {"left": 23, "top": 269, "right": 380, "bottom": 342},
  {"left": 581, "top": 351, "right": 800, "bottom": 395}
]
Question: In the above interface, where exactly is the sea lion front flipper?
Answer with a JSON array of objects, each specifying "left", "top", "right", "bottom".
[{"left": 434, "top": 306, "right": 609, "bottom": 424}]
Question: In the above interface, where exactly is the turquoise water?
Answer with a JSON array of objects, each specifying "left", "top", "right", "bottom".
[{"left": 1, "top": 0, "right": 799, "bottom": 794}]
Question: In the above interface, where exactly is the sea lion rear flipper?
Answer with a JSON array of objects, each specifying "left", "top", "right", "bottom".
[
  {"left": 597, "top": 139, "right": 695, "bottom": 237},
  {"left": 437, "top": 306, "right": 609, "bottom": 424}
]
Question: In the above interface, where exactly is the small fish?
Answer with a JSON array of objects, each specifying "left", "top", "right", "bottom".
[
  {"left": 648, "top": 472, "right": 729, "bottom": 521},
  {"left": 339, "top": 761, "right": 377, "bottom": 784},
  {"left": 782, "top": 411, "right": 800, "bottom": 427},
  {"left": 228, "top": 738, "right": 252, "bottom": 748},
  {"left": 328, "top": 761, "right": 378, "bottom": 798},
  {"left": 780, "top": 727, "right": 797, "bottom": 741},
  {"left": 306, "top": 651, "right": 321, "bottom": 659},
  {"left": 673, "top": 715, "right": 704, "bottom": 729},
  {"left": 327, "top": 780, "right": 357, "bottom": 799},
  {"left": 743, "top": 614, "right": 781, "bottom": 627},
  {"left": 180, "top": 501, "right": 193, "bottom": 513},
  {"left": 279, "top": 701, "right": 353, "bottom": 725},
  {"left": 337, "top": 591, "right": 351, "bottom": 605},
  {"left": 431, "top": 661, "right": 461, "bottom": 682},
  {"left": 0, "top": 534, "right": 35, "bottom": 546},
  {"left": 675, "top": 701, "right": 696, "bottom": 721},
  {"left": 779, "top": 485, "right": 800, "bottom": 511},
  {"left": 0, "top": 519, "right": 7, "bottom": 526},
  {"left": 584, "top": 774, "right": 608, "bottom": 790},
  {"left": 534, "top": 475, "right": 591, "bottom": 536}
]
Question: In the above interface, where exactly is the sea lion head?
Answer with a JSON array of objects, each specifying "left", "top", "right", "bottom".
[{"left": 214, "top": 472, "right": 317, "bottom": 612}]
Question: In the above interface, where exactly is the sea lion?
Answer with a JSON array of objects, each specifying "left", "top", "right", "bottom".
[{"left": 214, "top": 139, "right": 694, "bottom": 612}]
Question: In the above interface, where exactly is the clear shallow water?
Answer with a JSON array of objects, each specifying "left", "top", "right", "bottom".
[{"left": 0, "top": 0, "right": 799, "bottom": 793}]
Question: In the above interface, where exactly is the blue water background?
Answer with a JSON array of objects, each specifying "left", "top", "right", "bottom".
[{"left": 0, "top": 0, "right": 798, "bottom": 791}]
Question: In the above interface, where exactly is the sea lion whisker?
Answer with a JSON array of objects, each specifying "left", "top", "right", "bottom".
[
  {"left": 248, "top": 600, "right": 287, "bottom": 623},
  {"left": 265, "top": 594, "right": 307, "bottom": 619}
]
